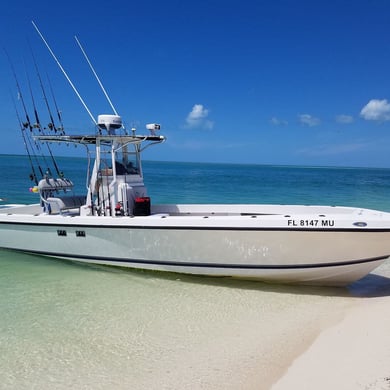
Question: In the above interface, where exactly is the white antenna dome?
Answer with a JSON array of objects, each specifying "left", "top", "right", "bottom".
[{"left": 98, "top": 115, "right": 122, "bottom": 134}]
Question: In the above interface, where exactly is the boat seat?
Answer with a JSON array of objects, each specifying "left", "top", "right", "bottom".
[{"left": 46, "top": 195, "right": 86, "bottom": 213}]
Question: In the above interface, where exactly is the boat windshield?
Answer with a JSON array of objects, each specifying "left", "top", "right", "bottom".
[
  {"left": 99, "top": 143, "right": 140, "bottom": 176},
  {"left": 115, "top": 146, "right": 140, "bottom": 175}
]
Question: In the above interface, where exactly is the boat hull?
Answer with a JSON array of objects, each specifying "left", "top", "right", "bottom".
[{"left": 1, "top": 214, "right": 389, "bottom": 286}]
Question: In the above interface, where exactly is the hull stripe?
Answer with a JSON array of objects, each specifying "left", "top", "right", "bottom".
[{"left": 8, "top": 248, "right": 389, "bottom": 270}]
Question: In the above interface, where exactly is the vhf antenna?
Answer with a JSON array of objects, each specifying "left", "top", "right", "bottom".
[
  {"left": 31, "top": 20, "right": 97, "bottom": 126},
  {"left": 74, "top": 36, "right": 119, "bottom": 116}
]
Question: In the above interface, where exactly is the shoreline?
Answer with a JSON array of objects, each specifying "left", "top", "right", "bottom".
[{"left": 270, "top": 296, "right": 390, "bottom": 390}]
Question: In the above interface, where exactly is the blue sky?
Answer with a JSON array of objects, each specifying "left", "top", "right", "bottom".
[{"left": 1, "top": 0, "right": 390, "bottom": 167}]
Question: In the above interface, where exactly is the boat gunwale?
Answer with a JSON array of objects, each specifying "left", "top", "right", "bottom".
[{"left": 0, "top": 219, "right": 389, "bottom": 233}]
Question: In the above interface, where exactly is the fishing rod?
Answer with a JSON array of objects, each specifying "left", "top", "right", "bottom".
[
  {"left": 25, "top": 64, "right": 63, "bottom": 178},
  {"left": 28, "top": 47, "right": 67, "bottom": 177},
  {"left": 4, "top": 48, "right": 45, "bottom": 179},
  {"left": 29, "top": 44, "right": 58, "bottom": 134},
  {"left": 25, "top": 65, "right": 41, "bottom": 131},
  {"left": 10, "top": 91, "right": 39, "bottom": 185},
  {"left": 31, "top": 21, "right": 97, "bottom": 126},
  {"left": 4, "top": 49, "right": 34, "bottom": 132},
  {"left": 46, "top": 73, "right": 65, "bottom": 135},
  {"left": 24, "top": 65, "right": 53, "bottom": 176}
]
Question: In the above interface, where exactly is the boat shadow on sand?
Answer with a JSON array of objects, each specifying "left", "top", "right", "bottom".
[
  {"left": 346, "top": 273, "right": 390, "bottom": 298},
  {"left": 175, "top": 272, "right": 390, "bottom": 299}
]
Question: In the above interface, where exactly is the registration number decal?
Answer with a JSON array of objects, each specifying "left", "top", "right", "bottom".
[{"left": 287, "top": 219, "right": 335, "bottom": 227}]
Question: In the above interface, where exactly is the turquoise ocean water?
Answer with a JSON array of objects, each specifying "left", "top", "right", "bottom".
[{"left": 1, "top": 154, "right": 390, "bottom": 389}]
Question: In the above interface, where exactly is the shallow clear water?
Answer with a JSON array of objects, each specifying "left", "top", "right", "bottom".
[{"left": 1, "top": 155, "right": 390, "bottom": 389}]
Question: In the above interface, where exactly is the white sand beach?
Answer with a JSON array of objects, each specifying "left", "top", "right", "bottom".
[
  {"left": 271, "top": 298, "right": 390, "bottom": 390},
  {"left": 271, "top": 264, "right": 390, "bottom": 390}
]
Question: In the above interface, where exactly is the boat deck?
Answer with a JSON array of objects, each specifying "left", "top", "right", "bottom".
[{"left": 0, "top": 202, "right": 382, "bottom": 219}]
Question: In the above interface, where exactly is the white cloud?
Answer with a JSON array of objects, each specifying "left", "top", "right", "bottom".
[
  {"left": 298, "top": 114, "right": 320, "bottom": 127},
  {"left": 335, "top": 114, "right": 354, "bottom": 124},
  {"left": 188, "top": 104, "right": 208, "bottom": 121},
  {"left": 360, "top": 99, "right": 390, "bottom": 121},
  {"left": 270, "top": 117, "right": 288, "bottom": 126},
  {"left": 186, "top": 104, "right": 214, "bottom": 129}
]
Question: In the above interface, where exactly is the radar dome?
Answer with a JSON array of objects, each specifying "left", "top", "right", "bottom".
[{"left": 97, "top": 115, "right": 122, "bottom": 134}]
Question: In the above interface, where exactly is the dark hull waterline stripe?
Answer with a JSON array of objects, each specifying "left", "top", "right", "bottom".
[
  {"left": 5, "top": 248, "right": 388, "bottom": 270},
  {"left": 0, "top": 220, "right": 390, "bottom": 233}
]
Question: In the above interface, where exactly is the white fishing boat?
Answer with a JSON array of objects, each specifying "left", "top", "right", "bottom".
[
  {"left": 1, "top": 24, "right": 390, "bottom": 286},
  {"left": 1, "top": 114, "right": 390, "bottom": 286}
]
